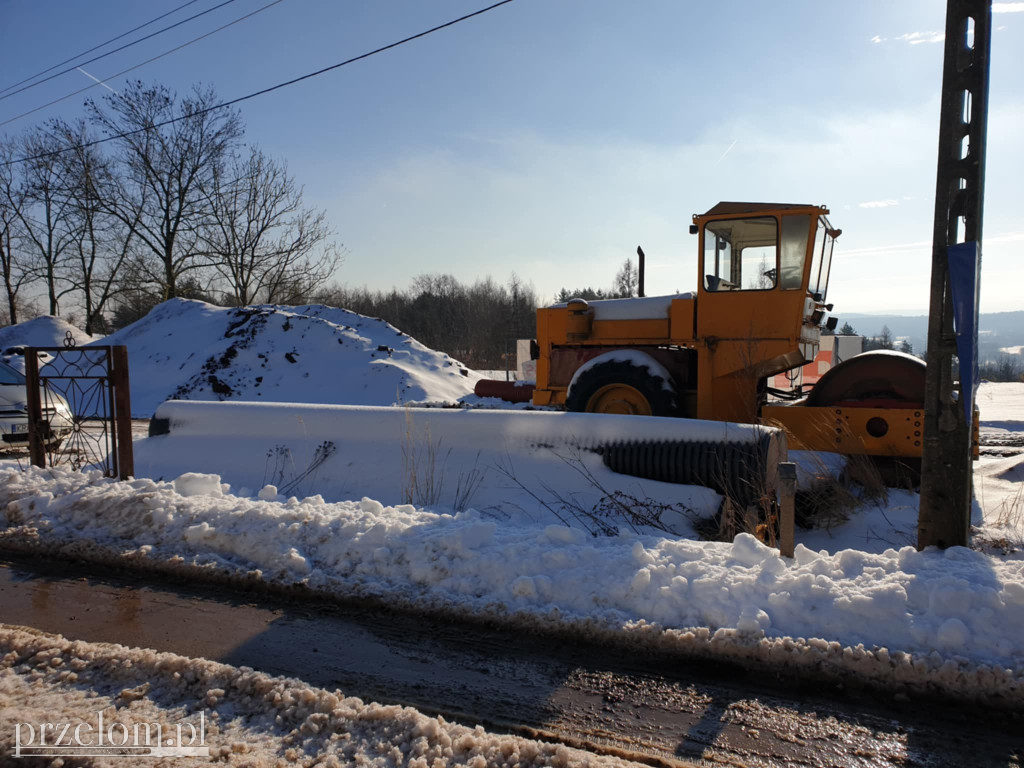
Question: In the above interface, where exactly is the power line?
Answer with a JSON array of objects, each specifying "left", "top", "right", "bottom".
[
  {"left": 2, "top": 0, "right": 517, "bottom": 168},
  {"left": 0, "top": 0, "right": 206, "bottom": 97},
  {"left": 0, "top": 0, "right": 287, "bottom": 129},
  {"left": 0, "top": 0, "right": 239, "bottom": 103}
]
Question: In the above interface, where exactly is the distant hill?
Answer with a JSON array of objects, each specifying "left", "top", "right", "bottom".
[{"left": 839, "top": 311, "right": 1024, "bottom": 362}]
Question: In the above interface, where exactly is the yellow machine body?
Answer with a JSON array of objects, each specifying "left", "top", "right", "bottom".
[{"left": 531, "top": 202, "right": 924, "bottom": 460}]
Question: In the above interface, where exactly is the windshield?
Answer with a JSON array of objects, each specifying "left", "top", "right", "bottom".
[
  {"left": 809, "top": 215, "right": 837, "bottom": 300},
  {"left": 0, "top": 361, "right": 26, "bottom": 385}
]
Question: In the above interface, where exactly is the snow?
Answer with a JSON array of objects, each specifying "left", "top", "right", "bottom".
[
  {"left": 138, "top": 399, "right": 734, "bottom": 529},
  {"left": 0, "top": 625, "right": 636, "bottom": 767},
  {"left": 550, "top": 293, "right": 694, "bottom": 320},
  {"left": 567, "top": 350, "right": 676, "bottom": 395},
  {"left": 973, "top": 382, "right": 1024, "bottom": 551},
  {"left": 1, "top": 303, "right": 1022, "bottom": 706},
  {"left": 90, "top": 299, "right": 482, "bottom": 416},
  {"left": 3, "top": 456, "right": 1024, "bottom": 702},
  {"left": 0, "top": 315, "right": 100, "bottom": 372}
]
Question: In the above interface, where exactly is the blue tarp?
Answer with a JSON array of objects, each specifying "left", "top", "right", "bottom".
[{"left": 947, "top": 241, "right": 981, "bottom": 423}]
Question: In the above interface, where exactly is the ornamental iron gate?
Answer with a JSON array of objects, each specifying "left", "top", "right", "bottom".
[{"left": 24, "top": 334, "right": 134, "bottom": 480}]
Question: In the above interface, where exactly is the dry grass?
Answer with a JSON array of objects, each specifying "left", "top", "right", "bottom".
[
  {"left": 401, "top": 410, "right": 484, "bottom": 511},
  {"left": 492, "top": 447, "right": 699, "bottom": 537},
  {"left": 975, "top": 485, "right": 1024, "bottom": 555}
]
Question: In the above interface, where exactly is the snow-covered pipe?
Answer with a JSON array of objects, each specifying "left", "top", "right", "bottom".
[{"left": 139, "top": 400, "right": 785, "bottom": 518}]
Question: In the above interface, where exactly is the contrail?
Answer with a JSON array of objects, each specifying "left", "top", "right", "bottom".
[
  {"left": 714, "top": 138, "right": 738, "bottom": 166},
  {"left": 76, "top": 67, "right": 116, "bottom": 93}
]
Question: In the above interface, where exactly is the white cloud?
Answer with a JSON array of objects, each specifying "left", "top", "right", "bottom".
[
  {"left": 993, "top": 2, "right": 1024, "bottom": 12},
  {"left": 871, "top": 35, "right": 885, "bottom": 43},
  {"left": 896, "top": 31, "right": 945, "bottom": 44},
  {"left": 858, "top": 199, "right": 900, "bottom": 208}
]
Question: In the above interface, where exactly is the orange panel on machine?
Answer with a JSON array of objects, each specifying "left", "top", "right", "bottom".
[
  {"left": 591, "top": 318, "right": 669, "bottom": 340},
  {"left": 697, "top": 289, "right": 806, "bottom": 341},
  {"left": 670, "top": 298, "right": 696, "bottom": 342}
]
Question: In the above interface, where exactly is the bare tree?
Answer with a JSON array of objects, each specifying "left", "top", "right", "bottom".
[
  {"left": 0, "top": 139, "right": 36, "bottom": 324},
  {"left": 50, "top": 119, "right": 139, "bottom": 335},
  {"left": 87, "top": 81, "right": 243, "bottom": 300},
  {"left": 201, "top": 147, "right": 339, "bottom": 305},
  {"left": 613, "top": 258, "right": 638, "bottom": 298},
  {"left": 8, "top": 127, "right": 78, "bottom": 315}
]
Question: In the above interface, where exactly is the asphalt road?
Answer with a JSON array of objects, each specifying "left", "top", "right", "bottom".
[{"left": 2, "top": 554, "right": 1021, "bottom": 768}]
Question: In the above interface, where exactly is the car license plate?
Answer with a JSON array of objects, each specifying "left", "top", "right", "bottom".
[{"left": 11, "top": 423, "right": 28, "bottom": 433}]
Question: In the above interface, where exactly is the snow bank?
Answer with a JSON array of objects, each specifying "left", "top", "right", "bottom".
[
  {"left": 0, "top": 315, "right": 99, "bottom": 372},
  {"left": 3, "top": 466, "right": 1024, "bottom": 703},
  {"left": 0, "top": 625, "right": 634, "bottom": 767},
  {"left": 93, "top": 299, "right": 482, "bottom": 416},
  {"left": 0, "top": 315, "right": 97, "bottom": 349}
]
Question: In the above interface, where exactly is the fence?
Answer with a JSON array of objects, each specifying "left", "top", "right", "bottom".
[{"left": 24, "top": 333, "right": 134, "bottom": 480}]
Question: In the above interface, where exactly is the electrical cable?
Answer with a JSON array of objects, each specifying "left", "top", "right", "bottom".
[
  {"left": 0, "top": 0, "right": 240, "bottom": 103},
  {"left": 0, "top": 0, "right": 205, "bottom": 96},
  {"left": 2, "top": 0, "right": 517, "bottom": 167},
  {"left": 0, "top": 0, "right": 286, "bottom": 129}
]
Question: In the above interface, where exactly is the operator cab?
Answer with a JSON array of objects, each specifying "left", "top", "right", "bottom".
[{"left": 694, "top": 202, "right": 839, "bottom": 304}]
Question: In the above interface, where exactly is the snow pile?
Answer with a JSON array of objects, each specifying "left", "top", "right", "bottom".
[
  {"left": 3, "top": 466, "right": 1024, "bottom": 702},
  {"left": 94, "top": 299, "right": 482, "bottom": 416},
  {"left": 0, "top": 315, "right": 100, "bottom": 371},
  {"left": 0, "top": 625, "right": 635, "bottom": 767}
]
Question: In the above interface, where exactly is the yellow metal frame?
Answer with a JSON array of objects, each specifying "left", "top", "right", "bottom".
[{"left": 762, "top": 404, "right": 923, "bottom": 457}]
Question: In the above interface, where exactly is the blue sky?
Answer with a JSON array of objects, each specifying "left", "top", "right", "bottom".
[{"left": 2, "top": 0, "right": 1022, "bottom": 313}]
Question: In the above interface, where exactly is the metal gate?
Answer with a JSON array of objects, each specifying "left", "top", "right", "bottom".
[{"left": 24, "top": 334, "right": 134, "bottom": 479}]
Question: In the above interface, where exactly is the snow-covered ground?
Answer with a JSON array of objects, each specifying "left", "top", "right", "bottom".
[
  {"left": 1, "top": 304, "right": 1023, "bottom": 711},
  {"left": 974, "top": 383, "right": 1024, "bottom": 551},
  {"left": 2, "top": 384, "right": 1023, "bottom": 703},
  {"left": 0, "top": 625, "right": 635, "bottom": 767}
]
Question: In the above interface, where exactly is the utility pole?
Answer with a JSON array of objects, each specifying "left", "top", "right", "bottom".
[{"left": 918, "top": 0, "right": 991, "bottom": 549}]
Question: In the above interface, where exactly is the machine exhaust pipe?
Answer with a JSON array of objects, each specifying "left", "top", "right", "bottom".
[{"left": 636, "top": 245, "right": 646, "bottom": 298}]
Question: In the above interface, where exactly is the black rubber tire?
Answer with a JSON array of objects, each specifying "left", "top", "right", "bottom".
[{"left": 566, "top": 360, "right": 676, "bottom": 416}]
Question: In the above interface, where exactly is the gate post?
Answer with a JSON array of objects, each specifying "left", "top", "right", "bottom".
[
  {"left": 24, "top": 349, "right": 46, "bottom": 469},
  {"left": 111, "top": 346, "right": 134, "bottom": 480}
]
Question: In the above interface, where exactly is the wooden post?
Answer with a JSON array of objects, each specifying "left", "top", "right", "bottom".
[
  {"left": 111, "top": 346, "right": 135, "bottom": 480},
  {"left": 777, "top": 462, "right": 797, "bottom": 558},
  {"left": 24, "top": 348, "right": 45, "bottom": 469}
]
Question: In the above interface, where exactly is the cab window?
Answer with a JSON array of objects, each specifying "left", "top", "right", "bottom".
[
  {"left": 703, "top": 217, "right": 777, "bottom": 291},
  {"left": 779, "top": 214, "right": 811, "bottom": 290}
]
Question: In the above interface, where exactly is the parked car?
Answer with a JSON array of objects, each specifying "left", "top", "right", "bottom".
[
  {"left": 0, "top": 360, "right": 74, "bottom": 447},
  {"left": 0, "top": 345, "right": 54, "bottom": 373}
]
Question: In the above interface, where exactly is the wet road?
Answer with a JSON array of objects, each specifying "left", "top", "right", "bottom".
[{"left": 1, "top": 554, "right": 1021, "bottom": 767}]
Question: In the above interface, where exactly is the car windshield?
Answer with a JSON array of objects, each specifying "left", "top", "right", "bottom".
[{"left": 0, "top": 361, "right": 26, "bottom": 385}]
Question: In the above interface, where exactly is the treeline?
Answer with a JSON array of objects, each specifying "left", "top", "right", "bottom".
[
  {"left": 316, "top": 274, "right": 538, "bottom": 370},
  {"left": 0, "top": 81, "right": 340, "bottom": 334},
  {"left": 834, "top": 322, "right": 915, "bottom": 355},
  {"left": 980, "top": 354, "right": 1024, "bottom": 383}
]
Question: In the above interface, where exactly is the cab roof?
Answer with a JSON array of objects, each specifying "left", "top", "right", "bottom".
[{"left": 698, "top": 202, "right": 824, "bottom": 217}]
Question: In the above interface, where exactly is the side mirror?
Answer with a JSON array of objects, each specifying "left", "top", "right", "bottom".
[
  {"left": 826, "top": 316, "right": 839, "bottom": 331},
  {"left": 689, "top": 224, "right": 699, "bottom": 235}
]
